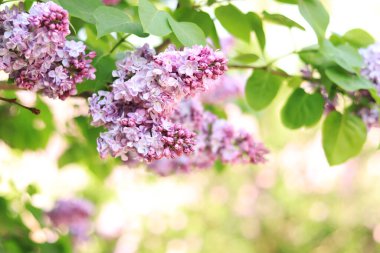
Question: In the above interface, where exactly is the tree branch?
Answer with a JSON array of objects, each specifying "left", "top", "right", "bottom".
[
  {"left": 227, "top": 64, "right": 319, "bottom": 82},
  {"left": 74, "top": 91, "right": 93, "bottom": 98},
  {"left": 0, "top": 97, "right": 40, "bottom": 115},
  {"left": 0, "top": 83, "right": 21, "bottom": 90},
  {"left": 155, "top": 39, "right": 171, "bottom": 53}
]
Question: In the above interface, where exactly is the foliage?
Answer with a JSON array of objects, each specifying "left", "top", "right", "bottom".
[
  {"left": 0, "top": 0, "right": 374, "bottom": 167},
  {"left": 0, "top": 0, "right": 380, "bottom": 251}
]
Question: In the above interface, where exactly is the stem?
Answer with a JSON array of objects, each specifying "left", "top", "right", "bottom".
[
  {"left": 0, "top": 97, "right": 40, "bottom": 115},
  {"left": 109, "top": 34, "right": 130, "bottom": 54},
  {"left": 0, "top": 83, "right": 21, "bottom": 90},
  {"left": 266, "top": 50, "right": 299, "bottom": 66},
  {"left": 1, "top": 0, "right": 20, "bottom": 4},
  {"left": 228, "top": 64, "right": 319, "bottom": 82},
  {"left": 74, "top": 91, "right": 93, "bottom": 98},
  {"left": 155, "top": 39, "right": 171, "bottom": 53}
]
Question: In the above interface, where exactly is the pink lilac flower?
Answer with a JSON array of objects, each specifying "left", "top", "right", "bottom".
[
  {"left": 220, "top": 37, "right": 235, "bottom": 53},
  {"left": 89, "top": 44, "right": 228, "bottom": 162},
  {"left": 360, "top": 43, "right": 380, "bottom": 95},
  {"left": 358, "top": 107, "right": 379, "bottom": 129},
  {"left": 201, "top": 74, "right": 244, "bottom": 104},
  {"left": 148, "top": 99, "right": 268, "bottom": 176},
  {"left": 301, "top": 66, "right": 337, "bottom": 114},
  {"left": 102, "top": 0, "right": 121, "bottom": 5},
  {"left": 0, "top": 2, "right": 96, "bottom": 99},
  {"left": 28, "top": 1, "right": 70, "bottom": 40},
  {"left": 47, "top": 198, "right": 94, "bottom": 242},
  {"left": 320, "top": 86, "right": 337, "bottom": 114}
]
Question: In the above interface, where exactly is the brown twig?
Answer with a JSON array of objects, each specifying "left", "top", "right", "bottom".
[
  {"left": 0, "top": 83, "right": 21, "bottom": 90},
  {"left": 0, "top": 96, "right": 40, "bottom": 115},
  {"left": 155, "top": 39, "right": 171, "bottom": 53},
  {"left": 74, "top": 91, "right": 93, "bottom": 99},
  {"left": 228, "top": 64, "right": 319, "bottom": 82}
]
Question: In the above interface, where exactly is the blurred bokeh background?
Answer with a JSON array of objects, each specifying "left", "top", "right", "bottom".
[{"left": 1, "top": 0, "right": 380, "bottom": 252}]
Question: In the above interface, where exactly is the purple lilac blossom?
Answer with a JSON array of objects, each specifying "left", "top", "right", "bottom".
[
  {"left": 301, "top": 66, "right": 337, "bottom": 114},
  {"left": 148, "top": 99, "right": 268, "bottom": 176},
  {"left": 89, "top": 44, "right": 228, "bottom": 162},
  {"left": 320, "top": 86, "right": 337, "bottom": 114},
  {"left": 200, "top": 74, "right": 244, "bottom": 104},
  {"left": 0, "top": 2, "right": 96, "bottom": 99},
  {"left": 47, "top": 198, "right": 93, "bottom": 242},
  {"left": 358, "top": 107, "right": 379, "bottom": 129},
  {"left": 360, "top": 43, "right": 380, "bottom": 96}
]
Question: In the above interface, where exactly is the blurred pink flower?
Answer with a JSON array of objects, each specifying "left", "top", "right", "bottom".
[
  {"left": 201, "top": 74, "right": 245, "bottom": 104},
  {"left": 102, "top": 0, "right": 121, "bottom": 5},
  {"left": 47, "top": 198, "right": 94, "bottom": 243}
]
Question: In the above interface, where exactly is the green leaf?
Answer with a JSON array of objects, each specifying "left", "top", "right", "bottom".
[
  {"left": 342, "top": 28, "right": 375, "bottom": 49},
  {"left": 77, "top": 55, "right": 115, "bottom": 93},
  {"left": 298, "top": 0, "right": 329, "bottom": 40},
  {"left": 299, "top": 49, "right": 330, "bottom": 67},
  {"left": 168, "top": 17, "right": 206, "bottom": 46},
  {"left": 281, "top": 88, "right": 325, "bottom": 129},
  {"left": 56, "top": 0, "right": 102, "bottom": 24},
  {"left": 0, "top": 99, "right": 55, "bottom": 150},
  {"left": 174, "top": 9, "right": 220, "bottom": 48},
  {"left": 275, "top": 0, "right": 298, "bottom": 4},
  {"left": 24, "top": 0, "right": 35, "bottom": 11},
  {"left": 287, "top": 76, "right": 303, "bottom": 88},
  {"left": 59, "top": 117, "right": 115, "bottom": 179},
  {"left": 321, "top": 40, "right": 363, "bottom": 73},
  {"left": 369, "top": 89, "right": 380, "bottom": 105},
  {"left": 322, "top": 111, "right": 367, "bottom": 165},
  {"left": 329, "top": 33, "right": 346, "bottom": 46},
  {"left": 215, "top": 4, "right": 251, "bottom": 43},
  {"left": 231, "top": 53, "right": 259, "bottom": 64},
  {"left": 83, "top": 25, "right": 113, "bottom": 55},
  {"left": 246, "top": 12, "right": 266, "bottom": 51},
  {"left": 262, "top": 11, "right": 305, "bottom": 30},
  {"left": 203, "top": 104, "right": 227, "bottom": 119},
  {"left": 138, "top": 0, "right": 171, "bottom": 36},
  {"left": 214, "top": 160, "right": 227, "bottom": 173},
  {"left": 94, "top": 6, "right": 145, "bottom": 38},
  {"left": 325, "top": 67, "right": 374, "bottom": 91},
  {"left": 178, "top": 0, "right": 192, "bottom": 8},
  {"left": 245, "top": 69, "right": 284, "bottom": 111}
]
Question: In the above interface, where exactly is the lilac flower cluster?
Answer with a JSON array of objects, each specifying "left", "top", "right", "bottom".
[
  {"left": 358, "top": 107, "right": 379, "bottom": 129},
  {"left": 360, "top": 43, "right": 380, "bottom": 96},
  {"left": 320, "top": 86, "right": 337, "bottom": 114},
  {"left": 89, "top": 44, "right": 227, "bottom": 162},
  {"left": 301, "top": 66, "right": 338, "bottom": 114},
  {"left": 149, "top": 99, "right": 268, "bottom": 176},
  {"left": 355, "top": 43, "right": 380, "bottom": 128},
  {"left": 47, "top": 198, "right": 93, "bottom": 242},
  {"left": 0, "top": 2, "right": 96, "bottom": 99}
]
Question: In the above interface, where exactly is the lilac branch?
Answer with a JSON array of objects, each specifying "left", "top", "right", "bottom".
[
  {"left": 227, "top": 64, "right": 319, "bottom": 82},
  {"left": 0, "top": 96, "right": 40, "bottom": 115},
  {"left": 0, "top": 83, "right": 21, "bottom": 90}
]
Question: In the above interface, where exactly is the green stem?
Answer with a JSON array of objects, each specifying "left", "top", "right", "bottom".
[
  {"left": 266, "top": 50, "right": 299, "bottom": 66},
  {"left": 109, "top": 34, "right": 131, "bottom": 54}
]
